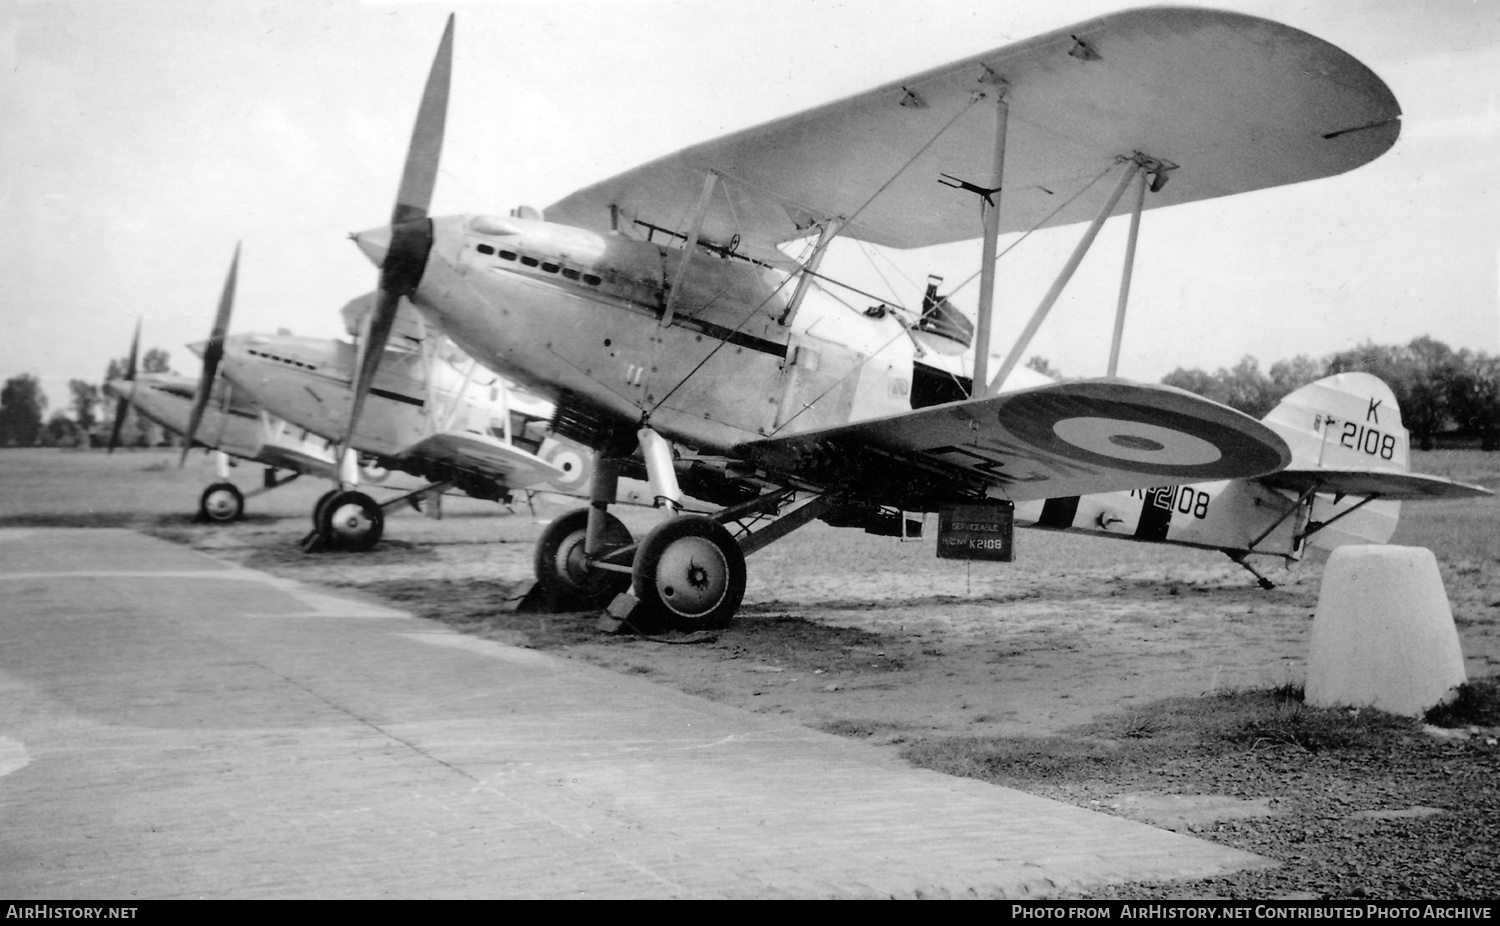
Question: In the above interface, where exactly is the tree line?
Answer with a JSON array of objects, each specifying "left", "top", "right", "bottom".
[
  {"left": 0, "top": 348, "right": 175, "bottom": 448},
  {"left": 1159, "top": 336, "right": 1500, "bottom": 450}
]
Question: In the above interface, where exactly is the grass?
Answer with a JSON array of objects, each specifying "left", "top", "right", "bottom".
[
  {"left": 1424, "top": 677, "right": 1500, "bottom": 728},
  {"left": 898, "top": 682, "right": 1477, "bottom": 789}
]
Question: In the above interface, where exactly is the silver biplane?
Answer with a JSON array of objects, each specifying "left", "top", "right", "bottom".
[
  {"left": 179, "top": 249, "right": 579, "bottom": 550},
  {"left": 338, "top": 8, "right": 1411, "bottom": 629},
  {"left": 104, "top": 314, "right": 347, "bottom": 523}
]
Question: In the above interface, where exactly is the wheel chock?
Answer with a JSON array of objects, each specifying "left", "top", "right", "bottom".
[{"left": 598, "top": 592, "right": 640, "bottom": 633}]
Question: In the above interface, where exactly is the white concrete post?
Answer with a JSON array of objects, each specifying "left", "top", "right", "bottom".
[{"left": 1306, "top": 545, "right": 1467, "bottom": 716}]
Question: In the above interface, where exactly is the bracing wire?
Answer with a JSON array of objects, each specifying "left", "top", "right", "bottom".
[{"left": 946, "top": 162, "right": 1118, "bottom": 299}]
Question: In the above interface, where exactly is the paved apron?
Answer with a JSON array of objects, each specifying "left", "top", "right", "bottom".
[{"left": 0, "top": 528, "right": 1270, "bottom": 899}]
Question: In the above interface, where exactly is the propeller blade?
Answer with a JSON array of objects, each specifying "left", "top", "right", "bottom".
[
  {"left": 342, "top": 15, "right": 452, "bottom": 455},
  {"left": 181, "top": 243, "right": 240, "bottom": 467},
  {"left": 108, "top": 319, "right": 141, "bottom": 454}
]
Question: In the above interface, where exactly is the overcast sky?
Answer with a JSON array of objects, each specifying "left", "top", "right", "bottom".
[{"left": 4, "top": 0, "right": 1497, "bottom": 418}]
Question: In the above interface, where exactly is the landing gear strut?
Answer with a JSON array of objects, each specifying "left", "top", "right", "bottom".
[{"left": 534, "top": 508, "right": 633, "bottom": 609}]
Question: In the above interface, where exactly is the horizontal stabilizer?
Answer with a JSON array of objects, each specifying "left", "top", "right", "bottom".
[{"left": 1259, "top": 469, "right": 1492, "bottom": 501}]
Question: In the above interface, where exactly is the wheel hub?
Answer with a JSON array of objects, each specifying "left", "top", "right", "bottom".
[
  {"left": 329, "top": 504, "right": 373, "bottom": 538},
  {"left": 654, "top": 536, "right": 728, "bottom": 616},
  {"left": 204, "top": 491, "right": 237, "bottom": 520}
]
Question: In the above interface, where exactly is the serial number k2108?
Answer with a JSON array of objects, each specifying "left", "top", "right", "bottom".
[{"left": 937, "top": 503, "right": 1014, "bottom": 562}]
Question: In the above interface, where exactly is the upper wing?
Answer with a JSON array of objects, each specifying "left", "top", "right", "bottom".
[
  {"left": 1259, "top": 469, "right": 1493, "bottom": 501},
  {"left": 398, "top": 431, "right": 565, "bottom": 489},
  {"left": 734, "top": 379, "right": 1291, "bottom": 503},
  {"left": 547, "top": 8, "right": 1398, "bottom": 256}
]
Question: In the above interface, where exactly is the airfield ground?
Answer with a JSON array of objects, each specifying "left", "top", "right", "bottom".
[{"left": 2, "top": 447, "right": 1498, "bottom": 898}]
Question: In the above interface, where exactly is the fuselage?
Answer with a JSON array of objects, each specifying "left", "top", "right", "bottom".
[
  {"left": 217, "top": 332, "right": 544, "bottom": 459},
  {"left": 105, "top": 374, "right": 266, "bottom": 460},
  {"left": 384, "top": 214, "right": 926, "bottom": 455}
]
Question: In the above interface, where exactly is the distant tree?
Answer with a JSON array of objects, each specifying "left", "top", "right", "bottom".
[
  {"left": 142, "top": 348, "right": 172, "bottom": 375},
  {"left": 1162, "top": 355, "right": 1275, "bottom": 417},
  {"left": 1267, "top": 354, "right": 1322, "bottom": 396},
  {"left": 0, "top": 374, "right": 47, "bottom": 446},
  {"left": 1401, "top": 336, "right": 1461, "bottom": 449},
  {"left": 69, "top": 380, "right": 101, "bottom": 434},
  {"left": 1161, "top": 366, "right": 1223, "bottom": 403},
  {"left": 40, "top": 412, "right": 80, "bottom": 448},
  {"left": 1447, "top": 350, "right": 1500, "bottom": 451},
  {"left": 1025, "top": 356, "right": 1062, "bottom": 380}
]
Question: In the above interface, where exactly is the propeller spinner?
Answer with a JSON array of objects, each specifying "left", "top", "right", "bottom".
[
  {"left": 342, "top": 14, "right": 453, "bottom": 458},
  {"left": 180, "top": 242, "right": 240, "bottom": 467}
]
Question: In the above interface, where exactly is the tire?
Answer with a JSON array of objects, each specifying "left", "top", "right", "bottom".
[
  {"left": 199, "top": 482, "right": 244, "bottom": 523},
  {"left": 533, "top": 508, "right": 632, "bottom": 608},
  {"left": 632, "top": 516, "right": 745, "bottom": 630},
  {"left": 312, "top": 489, "right": 340, "bottom": 527},
  {"left": 317, "top": 490, "right": 384, "bottom": 552}
]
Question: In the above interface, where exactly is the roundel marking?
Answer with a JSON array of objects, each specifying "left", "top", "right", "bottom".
[
  {"left": 541, "top": 442, "right": 590, "bottom": 490},
  {"left": 994, "top": 389, "right": 1288, "bottom": 479},
  {"left": 1051, "top": 417, "right": 1222, "bottom": 466},
  {"left": 360, "top": 460, "right": 391, "bottom": 484}
]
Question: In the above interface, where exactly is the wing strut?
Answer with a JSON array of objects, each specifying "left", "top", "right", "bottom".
[
  {"left": 660, "top": 170, "right": 719, "bottom": 329},
  {"left": 1107, "top": 168, "right": 1148, "bottom": 377},
  {"left": 971, "top": 82, "right": 1010, "bottom": 398},
  {"left": 776, "top": 218, "right": 844, "bottom": 329},
  {"left": 989, "top": 159, "right": 1142, "bottom": 393}
]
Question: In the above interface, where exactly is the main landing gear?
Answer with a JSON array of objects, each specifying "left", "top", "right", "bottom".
[
  {"left": 530, "top": 428, "right": 831, "bottom": 631},
  {"left": 314, "top": 489, "right": 385, "bottom": 552},
  {"left": 198, "top": 482, "right": 245, "bottom": 523},
  {"left": 301, "top": 480, "right": 453, "bottom": 552},
  {"left": 193, "top": 455, "right": 304, "bottom": 524}
]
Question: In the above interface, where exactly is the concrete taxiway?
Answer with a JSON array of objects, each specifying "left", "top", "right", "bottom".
[{"left": 0, "top": 528, "right": 1271, "bottom": 899}]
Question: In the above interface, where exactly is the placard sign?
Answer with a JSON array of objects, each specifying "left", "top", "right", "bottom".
[{"left": 936, "top": 503, "right": 1014, "bottom": 561}]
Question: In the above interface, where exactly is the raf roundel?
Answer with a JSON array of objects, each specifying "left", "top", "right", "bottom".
[
  {"left": 1051, "top": 417, "right": 1223, "bottom": 466},
  {"left": 541, "top": 442, "right": 591, "bottom": 491},
  {"left": 995, "top": 389, "right": 1288, "bottom": 480}
]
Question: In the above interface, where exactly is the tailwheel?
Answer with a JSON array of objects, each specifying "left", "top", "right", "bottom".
[
  {"left": 198, "top": 482, "right": 244, "bottom": 523},
  {"left": 312, "top": 489, "right": 340, "bottom": 527},
  {"left": 317, "top": 490, "right": 384, "bottom": 551},
  {"left": 632, "top": 516, "right": 746, "bottom": 631},
  {"left": 534, "top": 508, "right": 632, "bottom": 609}
]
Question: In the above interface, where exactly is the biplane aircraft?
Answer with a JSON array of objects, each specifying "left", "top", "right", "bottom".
[
  {"left": 338, "top": 8, "right": 1412, "bottom": 629},
  {"left": 213, "top": 294, "right": 717, "bottom": 550},
  {"left": 103, "top": 319, "right": 344, "bottom": 523},
  {"left": 1014, "top": 372, "right": 1491, "bottom": 587},
  {"left": 180, "top": 247, "right": 582, "bottom": 550}
]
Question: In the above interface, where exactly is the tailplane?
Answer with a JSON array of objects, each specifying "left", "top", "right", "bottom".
[
  {"left": 1260, "top": 372, "right": 1407, "bottom": 551},
  {"left": 1258, "top": 373, "right": 1489, "bottom": 552}
]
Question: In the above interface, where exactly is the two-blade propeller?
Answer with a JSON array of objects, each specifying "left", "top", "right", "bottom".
[
  {"left": 342, "top": 15, "right": 453, "bottom": 461},
  {"left": 107, "top": 318, "right": 142, "bottom": 453},
  {"left": 180, "top": 242, "right": 240, "bottom": 467}
]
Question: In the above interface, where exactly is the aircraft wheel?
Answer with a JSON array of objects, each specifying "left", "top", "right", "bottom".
[
  {"left": 318, "top": 490, "right": 384, "bottom": 552},
  {"left": 199, "top": 482, "right": 244, "bottom": 523},
  {"left": 312, "top": 489, "right": 340, "bottom": 527},
  {"left": 534, "top": 508, "right": 632, "bottom": 608},
  {"left": 632, "top": 516, "right": 745, "bottom": 630}
]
